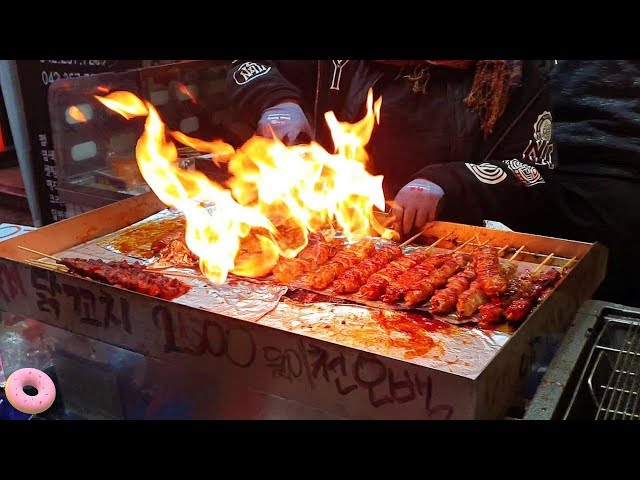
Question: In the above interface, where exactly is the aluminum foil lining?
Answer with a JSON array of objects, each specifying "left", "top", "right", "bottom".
[
  {"left": 97, "top": 208, "right": 185, "bottom": 262},
  {"left": 48, "top": 209, "right": 287, "bottom": 323},
  {"left": 259, "top": 298, "right": 511, "bottom": 379}
]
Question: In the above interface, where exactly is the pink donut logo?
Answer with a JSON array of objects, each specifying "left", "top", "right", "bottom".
[{"left": 5, "top": 368, "right": 56, "bottom": 415}]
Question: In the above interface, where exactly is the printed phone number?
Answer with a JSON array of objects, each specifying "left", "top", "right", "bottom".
[
  {"left": 40, "top": 60, "right": 109, "bottom": 66},
  {"left": 41, "top": 71, "right": 92, "bottom": 85}
]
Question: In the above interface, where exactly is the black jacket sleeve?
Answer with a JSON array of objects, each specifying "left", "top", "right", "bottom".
[
  {"left": 412, "top": 60, "right": 556, "bottom": 228},
  {"left": 226, "top": 60, "right": 318, "bottom": 126}
]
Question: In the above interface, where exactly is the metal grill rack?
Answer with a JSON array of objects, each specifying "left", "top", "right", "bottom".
[
  {"left": 589, "top": 313, "right": 640, "bottom": 420},
  {"left": 523, "top": 302, "right": 640, "bottom": 420}
]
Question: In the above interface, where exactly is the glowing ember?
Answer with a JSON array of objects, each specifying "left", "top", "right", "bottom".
[
  {"left": 68, "top": 106, "right": 88, "bottom": 122},
  {"left": 96, "top": 89, "right": 395, "bottom": 284}
]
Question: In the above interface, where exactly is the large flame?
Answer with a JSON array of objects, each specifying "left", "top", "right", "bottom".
[
  {"left": 95, "top": 91, "right": 148, "bottom": 119},
  {"left": 96, "top": 89, "right": 395, "bottom": 284}
]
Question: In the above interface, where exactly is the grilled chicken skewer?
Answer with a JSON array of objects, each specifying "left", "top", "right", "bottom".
[
  {"left": 272, "top": 233, "right": 342, "bottom": 283},
  {"left": 308, "top": 239, "right": 376, "bottom": 290},
  {"left": 478, "top": 268, "right": 561, "bottom": 325},
  {"left": 60, "top": 258, "right": 191, "bottom": 300},
  {"left": 382, "top": 253, "right": 451, "bottom": 303},
  {"left": 359, "top": 248, "right": 432, "bottom": 300},
  {"left": 403, "top": 253, "right": 470, "bottom": 307},
  {"left": 430, "top": 266, "right": 476, "bottom": 314},
  {"left": 333, "top": 245, "right": 403, "bottom": 293},
  {"left": 474, "top": 246, "right": 509, "bottom": 296},
  {"left": 456, "top": 279, "right": 488, "bottom": 318},
  {"left": 504, "top": 268, "right": 561, "bottom": 322}
]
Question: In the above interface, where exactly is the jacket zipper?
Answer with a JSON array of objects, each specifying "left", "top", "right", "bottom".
[{"left": 313, "top": 61, "right": 385, "bottom": 136}]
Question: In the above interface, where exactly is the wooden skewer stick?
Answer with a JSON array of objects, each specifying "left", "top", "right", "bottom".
[
  {"left": 27, "top": 260, "right": 67, "bottom": 272},
  {"left": 423, "top": 231, "right": 453, "bottom": 252},
  {"left": 532, "top": 252, "right": 555, "bottom": 274},
  {"left": 27, "top": 259, "right": 59, "bottom": 268},
  {"left": 452, "top": 236, "right": 478, "bottom": 253},
  {"left": 26, "top": 258, "right": 61, "bottom": 267},
  {"left": 464, "top": 239, "right": 490, "bottom": 250},
  {"left": 18, "top": 246, "right": 62, "bottom": 262},
  {"left": 144, "top": 264, "right": 176, "bottom": 272},
  {"left": 509, "top": 245, "right": 526, "bottom": 261},
  {"left": 145, "top": 269, "right": 202, "bottom": 279},
  {"left": 399, "top": 230, "right": 427, "bottom": 248},
  {"left": 27, "top": 256, "right": 201, "bottom": 280},
  {"left": 497, "top": 245, "right": 510, "bottom": 256},
  {"left": 399, "top": 229, "right": 452, "bottom": 249},
  {"left": 562, "top": 256, "right": 577, "bottom": 270}
]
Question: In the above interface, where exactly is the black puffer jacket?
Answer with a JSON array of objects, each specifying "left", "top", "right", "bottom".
[
  {"left": 543, "top": 60, "right": 640, "bottom": 307},
  {"left": 227, "top": 60, "right": 556, "bottom": 231},
  {"left": 551, "top": 60, "right": 640, "bottom": 180}
]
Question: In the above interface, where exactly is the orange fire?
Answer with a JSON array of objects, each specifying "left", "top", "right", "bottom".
[
  {"left": 171, "top": 131, "right": 235, "bottom": 167},
  {"left": 68, "top": 106, "right": 88, "bottom": 123},
  {"left": 95, "top": 91, "right": 148, "bottom": 119},
  {"left": 175, "top": 82, "right": 197, "bottom": 104},
  {"left": 96, "top": 89, "right": 395, "bottom": 284}
]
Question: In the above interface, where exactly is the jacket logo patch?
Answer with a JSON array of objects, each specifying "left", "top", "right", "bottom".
[
  {"left": 233, "top": 62, "right": 271, "bottom": 85},
  {"left": 465, "top": 163, "right": 507, "bottom": 184},
  {"left": 522, "top": 111, "right": 555, "bottom": 169},
  {"left": 504, "top": 159, "right": 545, "bottom": 187},
  {"left": 330, "top": 60, "right": 349, "bottom": 91}
]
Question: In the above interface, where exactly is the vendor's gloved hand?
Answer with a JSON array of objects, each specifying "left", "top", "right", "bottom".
[
  {"left": 391, "top": 178, "right": 445, "bottom": 236},
  {"left": 257, "top": 102, "right": 312, "bottom": 145}
]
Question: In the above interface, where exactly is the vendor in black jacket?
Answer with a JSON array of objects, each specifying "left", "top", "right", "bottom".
[
  {"left": 536, "top": 60, "right": 640, "bottom": 307},
  {"left": 227, "top": 60, "right": 556, "bottom": 236}
]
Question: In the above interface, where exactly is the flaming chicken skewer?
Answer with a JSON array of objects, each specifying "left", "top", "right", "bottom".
[
  {"left": 333, "top": 245, "right": 403, "bottom": 293},
  {"left": 308, "top": 239, "right": 376, "bottom": 290},
  {"left": 272, "top": 233, "right": 342, "bottom": 283}
]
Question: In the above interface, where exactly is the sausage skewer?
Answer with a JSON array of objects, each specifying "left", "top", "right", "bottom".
[
  {"left": 308, "top": 239, "right": 376, "bottom": 290},
  {"left": 358, "top": 233, "right": 451, "bottom": 300},
  {"left": 381, "top": 236, "right": 478, "bottom": 303},
  {"left": 333, "top": 244, "right": 403, "bottom": 293},
  {"left": 272, "top": 233, "right": 342, "bottom": 283}
]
